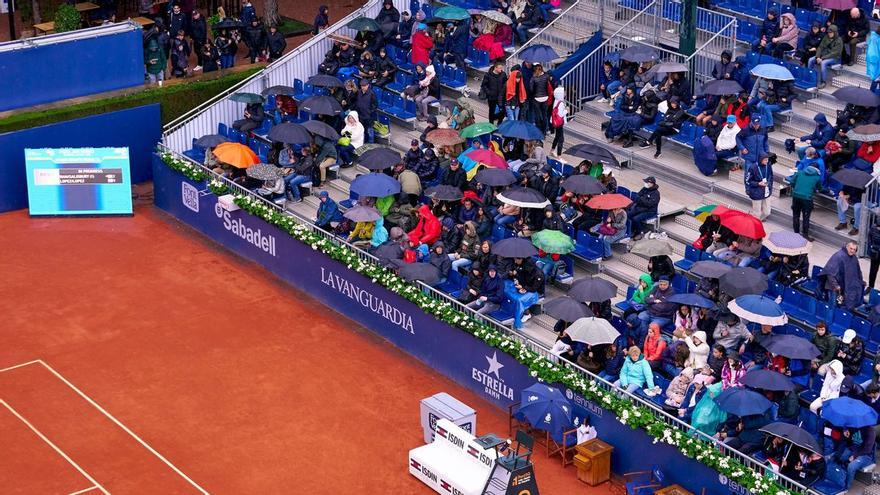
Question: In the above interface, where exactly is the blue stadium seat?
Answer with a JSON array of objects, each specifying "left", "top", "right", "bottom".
[
  {"left": 813, "top": 464, "right": 846, "bottom": 495},
  {"left": 675, "top": 245, "right": 701, "bottom": 272},
  {"left": 780, "top": 287, "right": 803, "bottom": 316},
  {"left": 292, "top": 79, "right": 305, "bottom": 101},
  {"left": 802, "top": 301, "right": 832, "bottom": 328},
  {"left": 794, "top": 68, "right": 818, "bottom": 90},
  {"left": 829, "top": 308, "right": 853, "bottom": 337},
  {"left": 218, "top": 122, "right": 229, "bottom": 137},
  {"left": 868, "top": 324, "right": 880, "bottom": 354},
  {"left": 386, "top": 71, "right": 408, "bottom": 92},
  {"left": 670, "top": 122, "right": 693, "bottom": 144},
  {"left": 767, "top": 280, "right": 784, "bottom": 298},
  {"left": 795, "top": 265, "right": 823, "bottom": 296},
  {"left": 572, "top": 230, "right": 602, "bottom": 261},
  {"left": 615, "top": 286, "right": 637, "bottom": 312},
  {"left": 852, "top": 316, "right": 872, "bottom": 341}
]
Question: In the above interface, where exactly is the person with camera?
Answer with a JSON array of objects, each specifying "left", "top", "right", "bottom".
[{"left": 745, "top": 152, "right": 775, "bottom": 221}]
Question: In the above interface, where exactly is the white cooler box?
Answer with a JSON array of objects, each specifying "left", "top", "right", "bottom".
[{"left": 420, "top": 392, "right": 476, "bottom": 444}]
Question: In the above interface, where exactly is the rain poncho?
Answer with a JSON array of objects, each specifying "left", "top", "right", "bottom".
[
  {"left": 691, "top": 382, "right": 727, "bottom": 435},
  {"left": 693, "top": 134, "right": 718, "bottom": 176},
  {"left": 868, "top": 30, "right": 880, "bottom": 82}
]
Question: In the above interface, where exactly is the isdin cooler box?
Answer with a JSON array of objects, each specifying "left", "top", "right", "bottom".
[{"left": 419, "top": 393, "right": 476, "bottom": 444}]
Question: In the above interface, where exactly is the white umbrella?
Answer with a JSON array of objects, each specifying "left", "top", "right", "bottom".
[{"left": 565, "top": 317, "right": 620, "bottom": 346}]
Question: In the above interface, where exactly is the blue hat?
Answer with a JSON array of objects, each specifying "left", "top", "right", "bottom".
[
  {"left": 751, "top": 116, "right": 762, "bottom": 124},
  {"left": 727, "top": 115, "right": 737, "bottom": 124},
  {"left": 319, "top": 191, "right": 329, "bottom": 198},
  {"left": 659, "top": 275, "right": 670, "bottom": 282}
]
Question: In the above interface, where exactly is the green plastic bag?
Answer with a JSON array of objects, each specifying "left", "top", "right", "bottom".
[{"left": 373, "top": 120, "right": 390, "bottom": 137}]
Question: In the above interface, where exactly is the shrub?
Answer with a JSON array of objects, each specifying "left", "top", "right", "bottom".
[{"left": 53, "top": 4, "right": 81, "bottom": 33}]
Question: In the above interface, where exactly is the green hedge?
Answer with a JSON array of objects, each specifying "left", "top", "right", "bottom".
[{"left": 0, "top": 68, "right": 261, "bottom": 134}]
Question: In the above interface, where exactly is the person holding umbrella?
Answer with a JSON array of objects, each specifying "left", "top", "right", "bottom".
[{"left": 781, "top": 449, "right": 826, "bottom": 487}]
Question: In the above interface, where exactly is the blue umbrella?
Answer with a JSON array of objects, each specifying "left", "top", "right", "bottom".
[
  {"left": 762, "top": 334, "right": 820, "bottom": 360},
  {"left": 497, "top": 120, "right": 544, "bottom": 140},
  {"left": 517, "top": 383, "right": 574, "bottom": 437},
  {"left": 349, "top": 173, "right": 401, "bottom": 198},
  {"left": 750, "top": 64, "right": 794, "bottom": 81},
  {"left": 667, "top": 293, "right": 715, "bottom": 308},
  {"left": 492, "top": 237, "right": 539, "bottom": 258},
  {"left": 519, "top": 44, "right": 560, "bottom": 64},
  {"left": 475, "top": 168, "right": 516, "bottom": 186},
  {"left": 713, "top": 388, "right": 773, "bottom": 416},
  {"left": 741, "top": 369, "right": 795, "bottom": 392},
  {"left": 822, "top": 397, "right": 878, "bottom": 428},
  {"left": 764, "top": 231, "right": 811, "bottom": 256},
  {"left": 727, "top": 295, "right": 788, "bottom": 326}
]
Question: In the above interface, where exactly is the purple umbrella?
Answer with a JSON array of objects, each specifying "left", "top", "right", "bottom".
[
  {"left": 818, "top": 0, "right": 855, "bottom": 10},
  {"left": 763, "top": 231, "right": 811, "bottom": 256}
]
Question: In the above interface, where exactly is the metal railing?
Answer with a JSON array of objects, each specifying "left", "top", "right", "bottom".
[
  {"left": 157, "top": 142, "right": 814, "bottom": 494},
  {"left": 0, "top": 21, "right": 141, "bottom": 52},
  {"left": 687, "top": 17, "right": 738, "bottom": 86},
  {"left": 162, "top": 0, "right": 410, "bottom": 152},
  {"left": 858, "top": 177, "right": 878, "bottom": 256},
  {"left": 505, "top": 0, "right": 599, "bottom": 72}
]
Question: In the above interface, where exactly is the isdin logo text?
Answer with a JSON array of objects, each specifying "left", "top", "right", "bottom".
[
  {"left": 214, "top": 201, "right": 277, "bottom": 257},
  {"left": 472, "top": 352, "right": 514, "bottom": 401}
]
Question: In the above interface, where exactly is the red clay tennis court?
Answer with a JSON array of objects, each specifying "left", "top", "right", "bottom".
[{"left": 0, "top": 204, "right": 607, "bottom": 494}]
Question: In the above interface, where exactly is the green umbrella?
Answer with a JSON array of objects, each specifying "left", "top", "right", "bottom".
[
  {"left": 531, "top": 229, "right": 575, "bottom": 254},
  {"left": 347, "top": 16, "right": 380, "bottom": 31},
  {"left": 434, "top": 6, "right": 471, "bottom": 20},
  {"left": 460, "top": 122, "right": 497, "bottom": 139},
  {"left": 230, "top": 92, "right": 263, "bottom": 104}
]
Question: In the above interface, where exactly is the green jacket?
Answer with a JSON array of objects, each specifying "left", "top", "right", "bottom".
[
  {"left": 817, "top": 34, "right": 843, "bottom": 61},
  {"left": 145, "top": 38, "right": 167, "bottom": 76},
  {"left": 811, "top": 330, "right": 839, "bottom": 365},
  {"left": 789, "top": 166, "right": 822, "bottom": 201},
  {"left": 631, "top": 273, "right": 654, "bottom": 304}
]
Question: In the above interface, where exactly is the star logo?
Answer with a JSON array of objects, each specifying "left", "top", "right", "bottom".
[{"left": 485, "top": 352, "right": 504, "bottom": 378}]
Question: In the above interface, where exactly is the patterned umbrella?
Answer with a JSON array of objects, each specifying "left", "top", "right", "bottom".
[
  {"left": 728, "top": 294, "right": 788, "bottom": 326},
  {"left": 531, "top": 229, "right": 576, "bottom": 254},
  {"left": 426, "top": 128, "right": 465, "bottom": 146},
  {"left": 343, "top": 205, "right": 382, "bottom": 222},
  {"left": 245, "top": 163, "right": 283, "bottom": 180},
  {"left": 212, "top": 142, "right": 260, "bottom": 168},
  {"left": 479, "top": 9, "right": 512, "bottom": 24},
  {"left": 347, "top": 16, "right": 380, "bottom": 31},
  {"left": 764, "top": 231, "right": 811, "bottom": 256},
  {"left": 460, "top": 122, "right": 497, "bottom": 138}
]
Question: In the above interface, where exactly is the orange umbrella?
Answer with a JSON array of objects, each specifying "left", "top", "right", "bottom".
[
  {"left": 213, "top": 142, "right": 260, "bottom": 168},
  {"left": 585, "top": 193, "right": 632, "bottom": 210}
]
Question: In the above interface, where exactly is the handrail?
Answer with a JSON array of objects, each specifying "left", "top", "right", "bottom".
[
  {"left": 162, "top": 0, "right": 383, "bottom": 136},
  {"left": 155, "top": 143, "right": 815, "bottom": 495},
  {"left": 0, "top": 21, "right": 140, "bottom": 53},
  {"left": 505, "top": 0, "right": 585, "bottom": 70},
  {"left": 685, "top": 18, "right": 737, "bottom": 64},
  {"left": 557, "top": 0, "right": 658, "bottom": 82}
]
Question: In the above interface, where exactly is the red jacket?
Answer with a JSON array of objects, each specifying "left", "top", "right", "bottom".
[
  {"left": 408, "top": 204, "right": 441, "bottom": 246},
  {"left": 858, "top": 142, "right": 880, "bottom": 163},
  {"left": 643, "top": 332, "right": 667, "bottom": 362},
  {"left": 411, "top": 31, "right": 434, "bottom": 67}
]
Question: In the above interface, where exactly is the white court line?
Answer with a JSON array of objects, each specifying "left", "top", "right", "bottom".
[
  {"left": 68, "top": 486, "right": 101, "bottom": 495},
  {"left": 36, "top": 360, "right": 210, "bottom": 495},
  {"left": 1, "top": 400, "right": 110, "bottom": 495},
  {"left": 0, "top": 360, "right": 41, "bottom": 373}
]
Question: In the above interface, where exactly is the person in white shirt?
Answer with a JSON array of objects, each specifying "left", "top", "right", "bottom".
[
  {"left": 716, "top": 115, "right": 741, "bottom": 159},
  {"left": 810, "top": 359, "right": 844, "bottom": 413},
  {"left": 576, "top": 416, "right": 598, "bottom": 444},
  {"left": 684, "top": 330, "right": 710, "bottom": 370},
  {"left": 338, "top": 111, "right": 365, "bottom": 166},
  {"left": 550, "top": 86, "right": 568, "bottom": 158}
]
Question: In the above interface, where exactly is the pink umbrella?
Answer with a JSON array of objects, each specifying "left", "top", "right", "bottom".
[{"left": 466, "top": 149, "right": 509, "bottom": 169}]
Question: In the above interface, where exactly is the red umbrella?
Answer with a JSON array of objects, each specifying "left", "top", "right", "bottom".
[
  {"left": 721, "top": 211, "right": 766, "bottom": 239},
  {"left": 467, "top": 149, "right": 508, "bottom": 169},
  {"left": 585, "top": 193, "right": 633, "bottom": 210}
]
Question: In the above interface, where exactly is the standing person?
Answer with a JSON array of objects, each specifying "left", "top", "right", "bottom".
[
  {"left": 144, "top": 36, "right": 167, "bottom": 86},
  {"left": 505, "top": 67, "right": 527, "bottom": 121},
  {"left": 240, "top": 0, "right": 257, "bottom": 25},
  {"left": 745, "top": 153, "right": 774, "bottom": 221},
  {"left": 200, "top": 41, "right": 220, "bottom": 73},
  {"left": 736, "top": 116, "right": 768, "bottom": 172},
  {"left": 808, "top": 25, "right": 843, "bottom": 89},
  {"left": 529, "top": 63, "right": 551, "bottom": 133},
  {"left": 244, "top": 18, "right": 267, "bottom": 63},
  {"left": 410, "top": 23, "right": 434, "bottom": 67},
  {"left": 215, "top": 30, "right": 236, "bottom": 69},
  {"left": 267, "top": 25, "right": 287, "bottom": 62},
  {"left": 789, "top": 163, "right": 822, "bottom": 241},
  {"left": 168, "top": 4, "right": 187, "bottom": 39},
  {"left": 550, "top": 86, "right": 567, "bottom": 158},
  {"left": 188, "top": 10, "right": 207, "bottom": 71},
  {"left": 481, "top": 62, "right": 507, "bottom": 126},
  {"left": 355, "top": 80, "right": 378, "bottom": 143},
  {"left": 821, "top": 241, "right": 865, "bottom": 310},
  {"left": 171, "top": 30, "right": 190, "bottom": 78},
  {"left": 312, "top": 5, "right": 329, "bottom": 35}
]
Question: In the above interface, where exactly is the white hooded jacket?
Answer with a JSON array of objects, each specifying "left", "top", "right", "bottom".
[
  {"left": 552, "top": 86, "right": 568, "bottom": 125},
  {"left": 819, "top": 359, "right": 844, "bottom": 401},
  {"left": 342, "top": 111, "right": 365, "bottom": 149},
  {"left": 716, "top": 123, "right": 741, "bottom": 151}
]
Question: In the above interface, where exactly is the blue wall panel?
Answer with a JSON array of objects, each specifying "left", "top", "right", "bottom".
[
  {"left": 0, "top": 28, "right": 144, "bottom": 111},
  {"left": 151, "top": 157, "right": 756, "bottom": 495},
  {"left": 0, "top": 104, "right": 161, "bottom": 212}
]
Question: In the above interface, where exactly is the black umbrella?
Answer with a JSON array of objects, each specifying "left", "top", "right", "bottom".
[
  {"left": 230, "top": 92, "right": 263, "bottom": 104},
  {"left": 300, "top": 95, "right": 342, "bottom": 116},
  {"left": 702, "top": 79, "right": 744, "bottom": 96},
  {"left": 619, "top": 45, "right": 659, "bottom": 63},
  {"left": 425, "top": 185, "right": 464, "bottom": 201},
  {"left": 832, "top": 86, "right": 880, "bottom": 107},
  {"left": 562, "top": 175, "right": 605, "bottom": 195},
  {"left": 358, "top": 147, "right": 401, "bottom": 170},
  {"left": 741, "top": 369, "right": 795, "bottom": 392},
  {"left": 568, "top": 276, "right": 618, "bottom": 302},
  {"left": 213, "top": 18, "right": 244, "bottom": 29},
  {"left": 475, "top": 168, "right": 516, "bottom": 186},
  {"left": 491, "top": 237, "right": 539, "bottom": 258},
  {"left": 267, "top": 122, "right": 312, "bottom": 144},
  {"left": 261, "top": 85, "right": 296, "bottom": 96},
  {"left": 690, "top": 260, "right": 733, "bottom": 278},
  {"left": 302, "top": 120, "right": 340, "bottom": 140},
  {"left": 565, "top": 144, "right": 620, "bottom": 167},
  {"left": 760, "top": 422, "right": 823, "bottom": 454},
  {"left": 497, "top": 186, "right": 550, "bottom": 208},
  {"left": 347, "top": 16, "right": 381, "bottom": 31},
  {"left": 519, "top": 44, "right": 559, "bottom": 64},
  {"left": 307, "top": 74, "right": 345, "bottom": 88},
  {"left": 831, "top": 169, "right": 872, "bottom": 190},
  {"left": 763, "top": 334, "right": 821, "bottom": 360},
  {"left": 195, "top": 134, "right": 230, "bottom": 148},
  {"left": 543, "top": 296, "right": 593, "bottom": 321},
  {"left": 719, "top": 267, "right": 768, "bottom": 297},
  {"left": 398, "top": 262, "right": 441, "bottom": 285}
]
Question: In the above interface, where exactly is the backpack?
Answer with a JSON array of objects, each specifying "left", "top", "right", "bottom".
[{"left": 551, "top": 102, "right": 564, "bottom": 128}]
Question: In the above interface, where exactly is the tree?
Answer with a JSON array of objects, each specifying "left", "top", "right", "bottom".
[{"left": 263, "top": 0, "right": 279, "bottom": 27}]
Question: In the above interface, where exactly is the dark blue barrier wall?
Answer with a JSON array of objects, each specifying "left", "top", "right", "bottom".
[
  {"left": 0, "top": 104, "right": 161, "bottom": 212},
  {"left": 0, "top": 27, "right": 144, "bottom": 111},
  {"left": 153, "top": 157, "right": 748, "bottom": 495}
]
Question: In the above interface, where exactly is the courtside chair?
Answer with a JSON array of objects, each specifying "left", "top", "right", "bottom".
[
  {"left": 498, "top": 430, "right": 534, "bottom": 471},
  {"left": 623, "top": 466, "right": 666, "bottom": 495}
]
